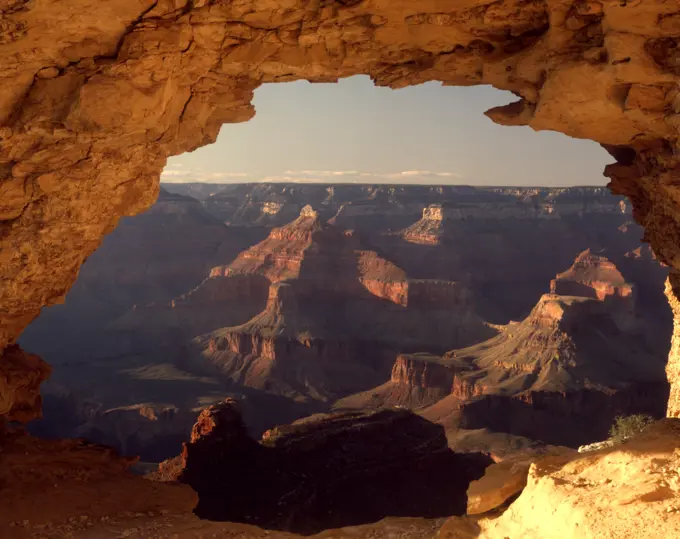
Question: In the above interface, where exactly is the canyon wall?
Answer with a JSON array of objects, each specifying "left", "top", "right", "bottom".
[
  {"left": 665, "top": 273, "right": 680, "bottom": 417},
  {"left": 2, "top": 0, "right": 680, "bottom": 420}
]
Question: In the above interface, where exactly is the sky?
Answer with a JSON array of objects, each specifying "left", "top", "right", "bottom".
[{"left": 163, "top": 76, "right": 613, "bottom": 187}]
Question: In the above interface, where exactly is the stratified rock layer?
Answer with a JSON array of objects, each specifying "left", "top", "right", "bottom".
[
  {"left": 194, "top": 208, "right": 494, "bottom": 402},
  {"left": 2, "top": 0, "right": 680, "bottom": 422},
  {"left": 348, "top": 251, "right": 669, "bottom": 448},
  {"left": 155, "top": 399, "right": 490, "bottom": 534}
]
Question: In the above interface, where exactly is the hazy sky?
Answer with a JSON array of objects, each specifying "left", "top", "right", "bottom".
[{"left": 164, "top": 76, "right": 612, "bottom": 187}]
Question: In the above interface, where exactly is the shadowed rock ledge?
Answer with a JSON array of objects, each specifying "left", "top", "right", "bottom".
[{"left": 153, "top": 399, "right": 491, "bottom": 535}]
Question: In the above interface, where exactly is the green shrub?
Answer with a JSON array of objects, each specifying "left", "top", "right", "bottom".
[{"left": 608, "top": 414, "right": 655, "bottom": 443}]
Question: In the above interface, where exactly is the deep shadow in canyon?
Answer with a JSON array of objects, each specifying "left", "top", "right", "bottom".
[{"left": 20, "top": 184, "right": 672, "bottom": 469}]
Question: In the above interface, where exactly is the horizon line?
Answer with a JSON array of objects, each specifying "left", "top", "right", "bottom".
[{"left": 160, "top": 181, "right": 611, "bottom": 189}]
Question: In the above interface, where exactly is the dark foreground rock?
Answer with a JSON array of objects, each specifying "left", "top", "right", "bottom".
[{"left": 154, "top": 400, "right": 491, "bottom": 535}]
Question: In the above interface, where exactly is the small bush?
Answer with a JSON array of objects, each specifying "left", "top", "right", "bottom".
[{"left": 608, "top": 414, "right": 655, "bottom": 444}]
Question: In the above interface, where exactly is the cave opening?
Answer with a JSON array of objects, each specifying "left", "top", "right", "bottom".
[
  {"left": 3, "top": 0, "right": 680, "bottom": 534},
  {"left": 16, "top": 76, "right": 672, "bottom": 470}
]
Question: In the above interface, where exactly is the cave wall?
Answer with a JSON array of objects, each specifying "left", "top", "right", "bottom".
[{"left": 1, "top": 0, "right": 680, "bottom": 419}]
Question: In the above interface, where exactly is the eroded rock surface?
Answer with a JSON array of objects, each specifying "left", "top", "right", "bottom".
[
  {"left": 345, "top": 250, "right": 669, "bottom": 448},
  {"left": 0, "top": 344, "right": 50, "bottom": 428},
  {"left": 441, "top": 419, "right": 680, "bottom": 539},
  {"left": 193, "top": 207, "right": 494, "bottom": 401},
  {"left": 154, "top": 399, "right": 491, "bottom": 534},
  {"left": 3, "top": 0, "right": 680, "bottom": 422},
  {"left": 0, "top": 431, "right": 198, "bottom": 538}
]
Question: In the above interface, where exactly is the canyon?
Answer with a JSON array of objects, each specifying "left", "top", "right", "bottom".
[
  {"left": 337, "top": 247, "right": 669, "bottom": 450},
  {"left": 3, "top": 0, "right": 680, "bottom": 536},
  {"left": 20, "top": 184, "right": 671, "bottom": 464}
]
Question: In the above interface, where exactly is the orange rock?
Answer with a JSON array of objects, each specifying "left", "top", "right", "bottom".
[{"left": 460, "top": 419, "right": 680, "bottom": 539}]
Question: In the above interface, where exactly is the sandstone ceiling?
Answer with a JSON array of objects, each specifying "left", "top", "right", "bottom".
[{"left": 2, "top": 0, "right": 680, "bottom": 420}]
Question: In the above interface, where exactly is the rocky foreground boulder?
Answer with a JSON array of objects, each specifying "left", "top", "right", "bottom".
[
  {"left": 154, "top": 399, "right": 491, "bottom": 535},
  {"left": 441, "top": 419, "right": 680, "bottom": 539}
]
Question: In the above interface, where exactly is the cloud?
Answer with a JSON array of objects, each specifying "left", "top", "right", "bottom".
[
  {"left": 283, "top": 170, "right": 360, "bottom": 177},
  {"left": 160, "top": 165, "right": 463, "bottom": 184},
  {"left": 397, "top": 170, "right": 461, "bottom": 178},
  {"left": 161, "top": 165, "right": 252, "bottom": 183},
  {"left": 280, "top": 170, "right": 463, "bottom": 182}
]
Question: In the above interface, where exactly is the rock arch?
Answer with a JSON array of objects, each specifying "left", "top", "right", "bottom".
[{"left": 2, "top": 0, "right": 680, "bottom": 421}]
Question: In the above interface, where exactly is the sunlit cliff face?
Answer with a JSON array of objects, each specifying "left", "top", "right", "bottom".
[{"left": 2, "top": 0, "right": 680, "bottom": 424}]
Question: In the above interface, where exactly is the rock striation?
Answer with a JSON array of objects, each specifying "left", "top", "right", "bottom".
[
  {"left": 154, "top": 399, "right": 491, "bottom": 534},
  {"left": 18, "top": 187, "right": 267, "bottom": 362},
  {"left": 387, "top": 190, "right": 649, "bottom": 323},
  {"left": 346, "top": 251, "right": 669, "bottom": 448},
  {"left": 550, "top": 248, "right": 634, "bottom": 301},
  {"left": 192, "top": 207, "right": 494, "bottom": 402},
  {"left": 3, "top": 1, "right": 680, "bottom": 426}
]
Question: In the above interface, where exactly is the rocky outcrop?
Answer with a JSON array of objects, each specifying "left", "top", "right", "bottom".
[
  {"left": 192, "top": 209, "right": 494, "bottom": 402},
  {"left": 665, "top": 272, "right": 680, "bottom": 417},
  {"left": 436, "top": 288, "right": 670, "bottom": 446},
  {"left": 346, "top": 251, "right": 669, "bottom": 448},
  {"left": 441, "top": 419, "right": 680, "bottom": 539},
  {"left": 550, "top": 249, "right": 634, "bottom": 301},
  {"left": 334, "top": 353, "right": 458, "bottom": 411},
  {"left": 155, "top": 399, "right": 491, "bottom": 534},
  {"left": 211, "top": 206, "right": 326, "bottom": 282},
  {"left": 0, "top": 431, "right": 197, "bottom": 537},
  {"left": 0, "top": 345, "right": 50, "bottom": 429},
  {"left": 464, "top": 449, "right": 574, "bottom": 515}
]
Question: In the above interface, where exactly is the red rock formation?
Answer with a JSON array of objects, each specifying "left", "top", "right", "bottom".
[
  {"left": 550, "top": 249, "right": 634, "bottom": 301},
  {"left": 344, "top": 252, "right": 669, "bottom": 448},
  {"left": 211, "top": 205, "right": 325, "bottom": 282},
  {"left": 334, "top": 353, "right": 457, "bottom": 411},
  {"left": 429, "top": 293, "right": 669, "bottom": 446},
  {"left": 190, "top": 208, "right": 495, "bottom": 402},
  {"left": 391, "top": 354, "right": 456, "bottom": 391},
  {"left": 155, "top": 399, "right": 491, "bottom": 535},
  {"left": 0, "top": 345, "right": 50, "bottom": 430},
  {"left": 383, "top": 189, "right": 647, "bottom": 325}
]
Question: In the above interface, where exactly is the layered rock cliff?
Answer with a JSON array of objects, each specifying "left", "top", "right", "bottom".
[
  {"left": 334, "top": 352, "right": 457, "bottom": 411},
  {"left": 3, "top": 0, "right": 680, "bottom": 426},
  {"left": 389, "top": 191, "right": 647, "bottom": 322},
  {"left": 551, "top": 248, "right": 634, "bottom": 300},
  {"left": 343, "top": 251, "right": 669, "bottom": 448},
  {"left": 154, "top": 399, "right": 491, "bottom": 534},
  {"left": 192, "top": 208, "right": 495, "bottom": 401},
  {"left": 433, "top": 259, "right": 669, "bottom": 446},
  {"left": 19, "top": 188, "right": 267, "bottom": 362}
]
